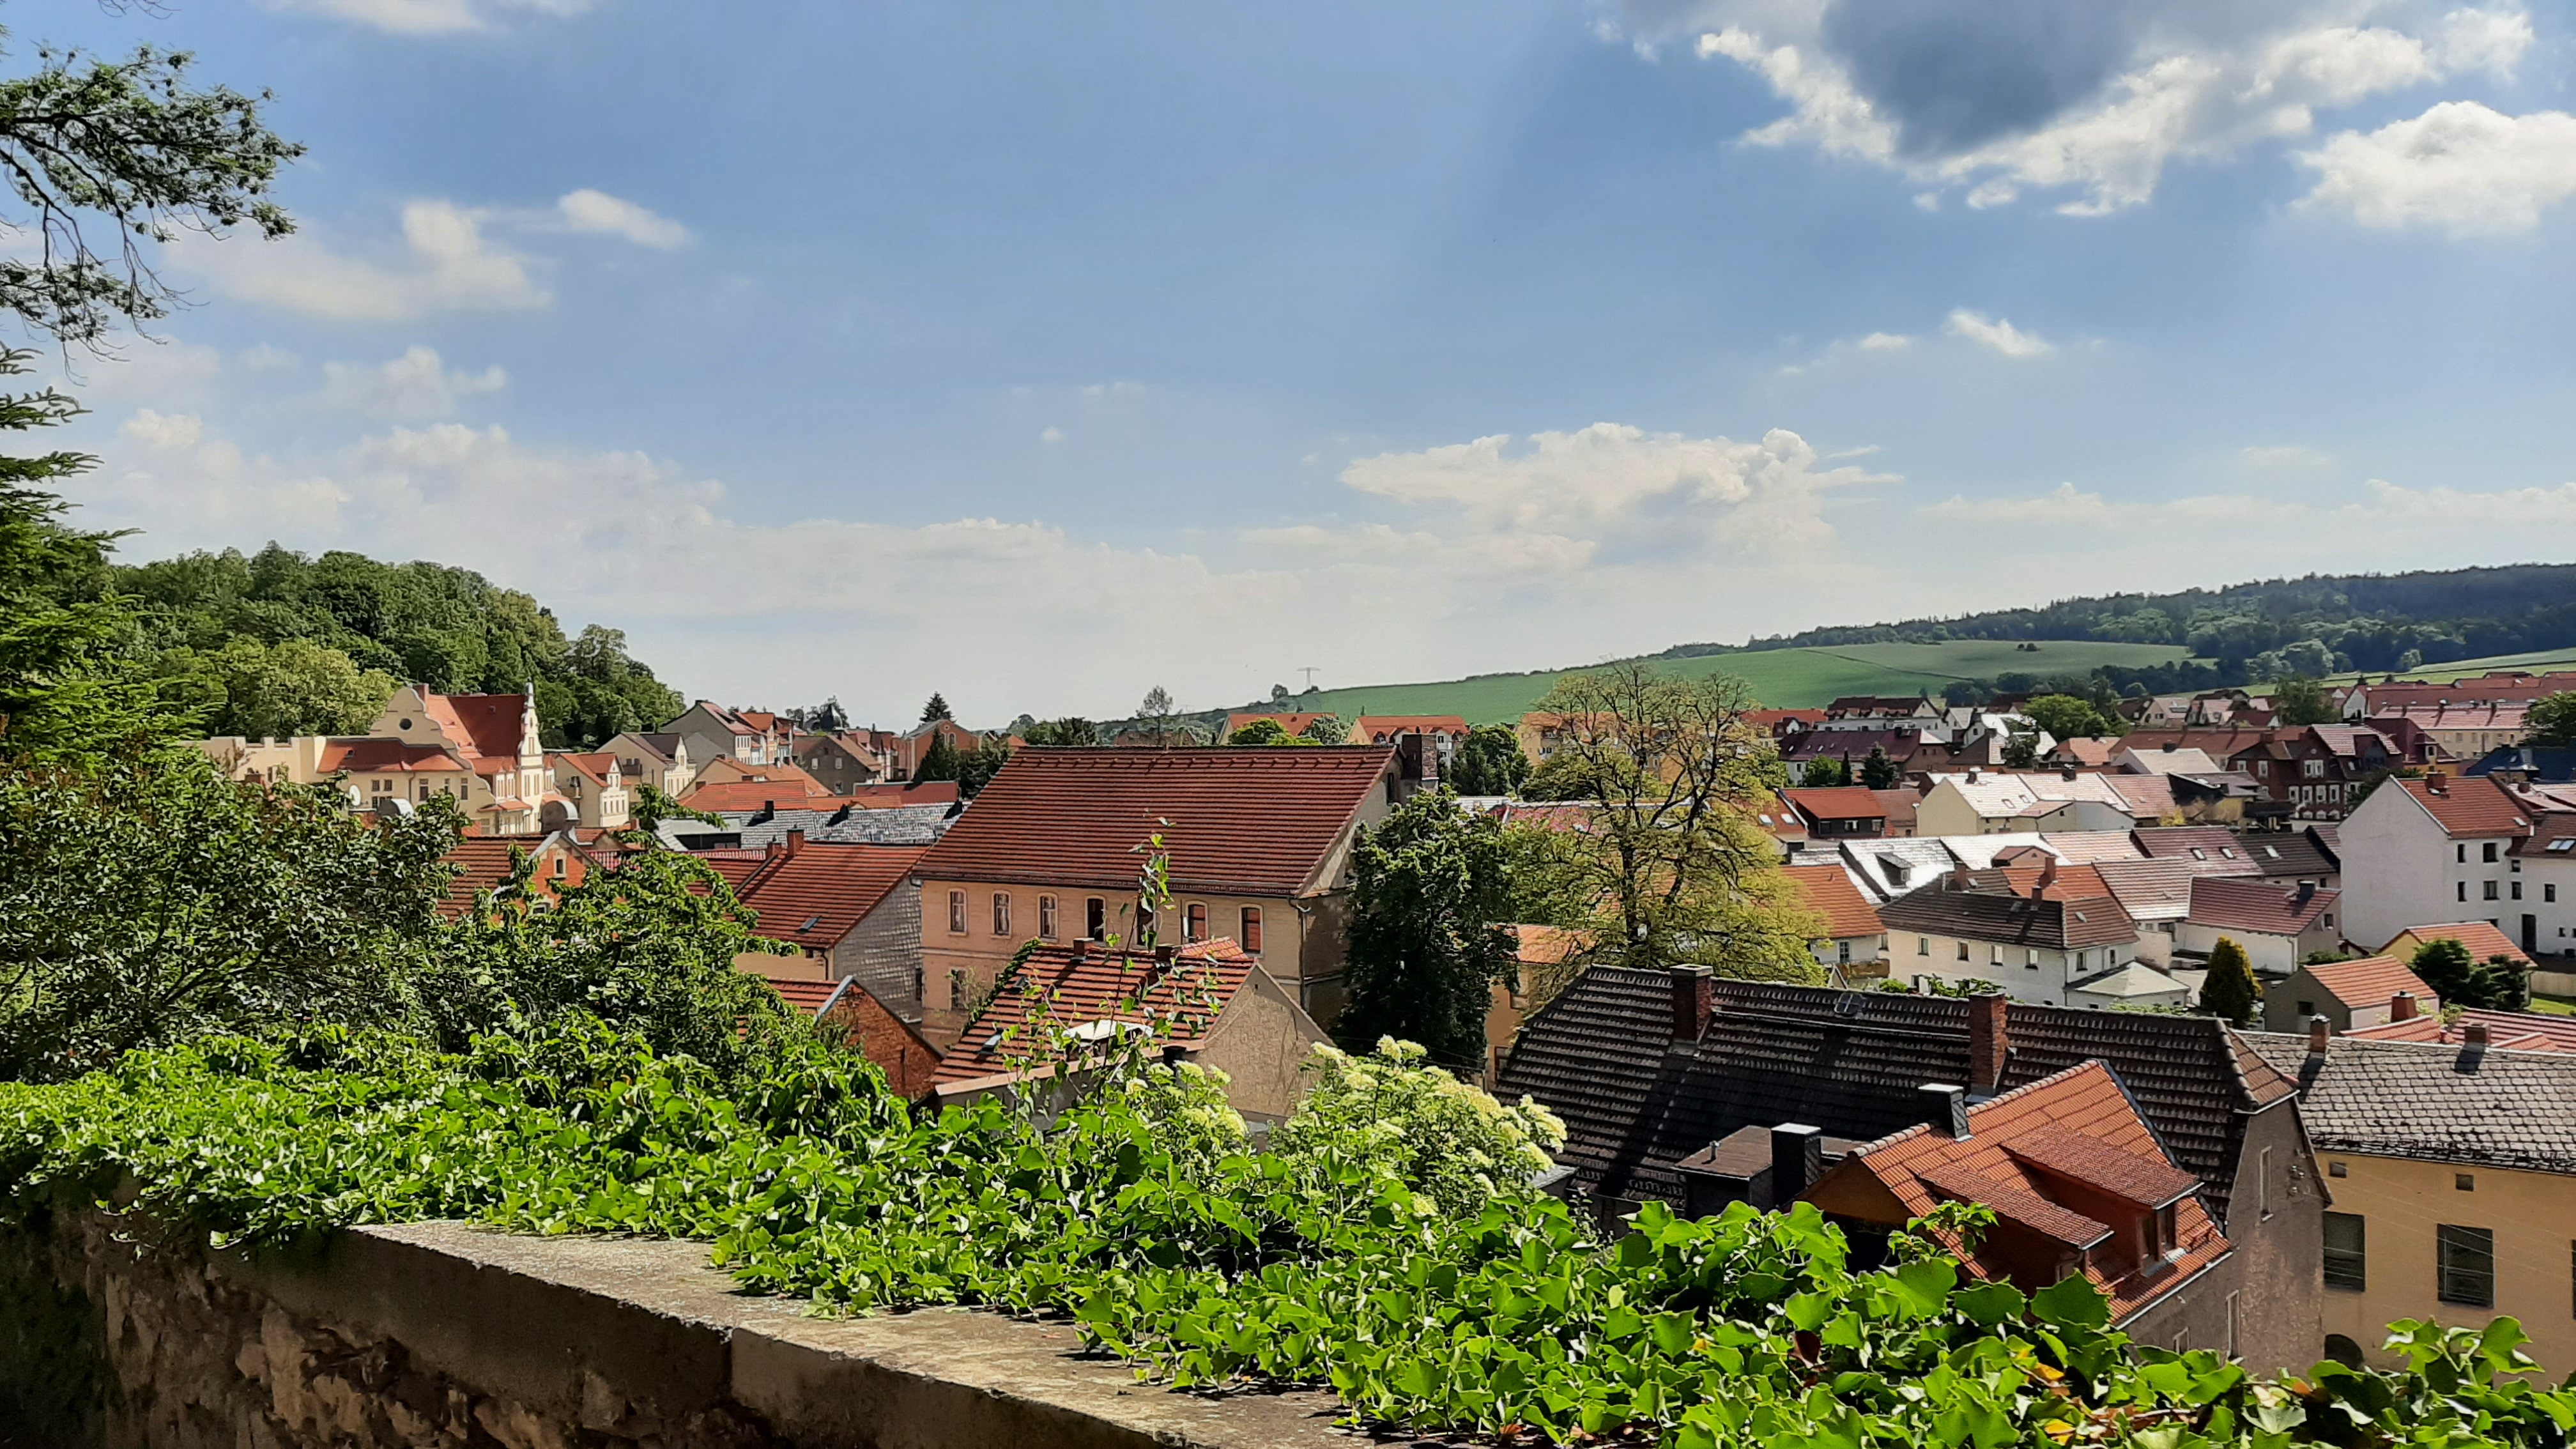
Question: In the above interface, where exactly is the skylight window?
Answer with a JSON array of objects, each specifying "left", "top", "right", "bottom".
[
  {"left": 2189, "top": 848, "right": 2206, "bottom": 860},
  {"left": 799, "top": 914, "right": 822, "bottom": 933}
]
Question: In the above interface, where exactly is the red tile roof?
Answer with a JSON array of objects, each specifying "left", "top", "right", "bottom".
[
  {"left": 420, "top": 691, "right": 532, "bottom": 767},
  {"left": 1224, "top": 712, "right": 1337, "bottom": 738},
  {"left": 693, "top": 849, "right": 770, "bottom": 892},
  {"left": 765, "top": 976, "right": 841, "bottom": 1015},
  {"left": 2380, "top": 921, "right": 2537, "bottom": 970},
  {"left": 551, "top": 751, "right": 620, "bottom": 786},
  {"left": 1782, "top": 863, "right": 1885, "bottom": 940},
  {"left": 1818, "top": 1061, "right": 2229, "bottom": 1323},
  {"left": 916, "top": 746, "right": 1394, "bottom": 896},
  {"left": 1783, "top": 786, "right": 1889, "bottom": 823},
  {"left": 2131, "top": 827, "right": 2264, "bottom": 877},
  {"left": 1495, "top": 802, "right": 1597, "bottom": 833},
  {"left": 732, "top": 842, "right": 928, "bottom": 946},
  {"left": 2397, "top": 775, "right": 2536, "bottom": 838},
  {"left": 679, "top": 782, "right": 850, "bottom": 814},
  {"left": 1352, "top": 714, "right": 1468, "bottom": 739},
  {"left": 436, "top": 836, "right": 573, "bottom": 916},
  {"left": 933, "top": 939, "right": 1255, "bottom": 1087},
  {"left": 318, "top": 739, "right": 470, "bottom": 774},
  {"left": 2186, "top": 878, "right": 2338, "bottom": 935},
  {"left": 2301, "top": 954, "right": 2434, "bottom": 1011}
]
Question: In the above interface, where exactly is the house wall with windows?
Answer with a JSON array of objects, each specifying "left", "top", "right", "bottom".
[
  {"left": 914, "top": 879, "right": 1332, "bottom": 1046},
  {"left": 2338, "top": 783, "right": 2518, "bottom": 953},
  {"left": 1890, "top": 930, "right": 2133, "bottom": 1005},
  {"left": 2313, "top": 1151, "right": 2575, "bottom": 1378}
]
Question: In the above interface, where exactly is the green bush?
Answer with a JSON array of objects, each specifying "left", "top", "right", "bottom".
[{"left": 4, "top": 1025, "right": 2568, "bottom": 1447}]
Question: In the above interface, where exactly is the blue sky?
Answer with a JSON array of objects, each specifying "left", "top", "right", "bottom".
[{"left": 29, "top": 0, "right": 2576, "bottom": 724}]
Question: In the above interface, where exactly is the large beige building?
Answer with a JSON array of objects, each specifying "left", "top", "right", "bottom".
[
  {"left": 198, "top": 686, "right": 556, "bottom": 835},
  {"left": 2247, "top": 1027, "right": 2576, "bottom": 1377},
  {"left": 908, "top": 745, "right": 1397, "bottom": 1046}
]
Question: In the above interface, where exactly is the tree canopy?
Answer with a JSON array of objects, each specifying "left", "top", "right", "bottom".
[
  {"left": 2408, "top": 937, "right": 2530, "bottom": 1012},
  {"left": 1335, "top": 787, "right": 1520, "bottom": 1071},
  {"left": 2529, "top": 691, "right": 2576, "bottom": 747},
  {"left": 2199, "top": 937, "right": 2260, "bottom": 1027},
  {"left": 1448, "top": 723, "right": 1531, "bottom": 795},
  {"left": 2020, "top": 694, "right": 2114, "bottom": 742},
  {"left": 2270, "top": 677, "right": 2338, "bottom": 726}
]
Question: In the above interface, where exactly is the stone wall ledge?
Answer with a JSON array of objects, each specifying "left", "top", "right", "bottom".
[{"left": 8, "top": 1208, "right": 1359, "bottom": 1448}]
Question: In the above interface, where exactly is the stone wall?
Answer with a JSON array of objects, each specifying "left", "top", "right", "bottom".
[{"left": 0, "top": 1204, "right": 1346, "bottom": 1449}]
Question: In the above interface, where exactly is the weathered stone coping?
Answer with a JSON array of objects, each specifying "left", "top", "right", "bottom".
[{"left": 338, "top": 1222, "right": 1354, "bottom": 1447}]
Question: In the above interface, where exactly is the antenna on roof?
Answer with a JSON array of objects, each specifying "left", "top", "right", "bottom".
[{"left": 1300, "top": 666, "right": 1320, "bottom": 689}]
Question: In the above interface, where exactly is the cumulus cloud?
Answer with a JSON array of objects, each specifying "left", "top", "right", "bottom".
[
  {"left": 314, "top": 346, "right": 508, "bottom": 421},
  {"left": 261, "top": 0, "right": 592, "bottom": 36},
  {"left": 1943, "top": 309, "right": 2053, "bottom": 357},
  {"left": 1857, "top": 331, "right": 1913, "bottom": 350},
  {"left": 176, "top": 201, "right": 548, "bottom": 321},
  {"left": 556, "top": 189, "right": 691, "bottom": 249},
  {"left": 2299, "top": 100, "right": 2576, "bottom": 234},
  {"left": 1659, "top": 1, "right": 2534, "bottom": 215},
  {"left": 1338, "top": 422, "right": 1887, "bottom": 559},
  {"left": 1919, "top": 473, "right": 2576, "bottom": 532},
  {"left": 119, "top": 410, "right": 204, "bottom": 450}
]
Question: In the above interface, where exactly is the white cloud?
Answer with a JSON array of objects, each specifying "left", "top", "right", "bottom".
[
  {"left": 1039, "top": 426, "right": 1066, "bottom": 443},
  {"left": 262, "top": 0, "right": 592, "bottom": 36},
  {"left": 1919, "top": 473, "right": 2576, "bottom": 532},
  {"left": 555, "top": 189, "right": 690, "bottom": 249},
  {"left": 176, "top": 201, "right": 548, "bottom": 321},
  {"left": 1943, "top": 309, "right": 2053, "bottom": 358},
  {"left": 1857, "top": 331, "right": 1912, "bottom": 351},
  {"left": 2346, "top": 475, "right": 2576, "bottom": 521},
  {"left": 314, "top": 346, "right": 508, "bottom": 421},
  {"left": 1666, "top": 2, "right": 2536, "bottom": 217},
  {"left": 119, "top": 410, "right": 204, "bottom": 450},
  {"left": 2299, "top": 100, "right": 2576, "bottom": 234}
]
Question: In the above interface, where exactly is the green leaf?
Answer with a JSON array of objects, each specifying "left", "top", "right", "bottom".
[{"left": 2030, "top": 1275, "right": 2110, "bottom": 1330}]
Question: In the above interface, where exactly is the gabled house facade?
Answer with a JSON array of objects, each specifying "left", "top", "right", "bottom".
[
  {"left": 370, "top": 686, "right": 549, "bottom": 835},
  {"left": 910, "top": 745, "right": 1399, "bottom": 1044},
  {"left": 1876, "top": 862, "right": 2159, "bottom": 1007},
  {"left": 601, "top": 730, "right": 696, "bottom": 799},
  {"left": 2261, "top": 955, "right": 2435, "bottom": 1034},
  {"left": 725, "top": 835, "right": 932, "bottom": 1020},
  {"left": 666, "top": 701, "right": 792, "bottom": 770},
  {"left": 2338, "top": 774, "right": 2569, "bottom": 956},
  {"left": 2175, "top": 878, "right": 2342, "bottom": 976},
  {"left": 544, "top": 751, "right": 629, "bottom": 830}
]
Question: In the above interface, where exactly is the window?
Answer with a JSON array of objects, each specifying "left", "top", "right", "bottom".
[
  {"left": 1038, "top": 896, "right": 1059, "bottom": 939},
  {"left": 1137, "top": 901, "right": 1155, "bottom": 939},
  {"left": 1919, "top": 936, "right": 1930, "bottom": 956},
  {"left": 991, "top": 892, "right": 1011, "bottom": 935},
  {"left": 1186, "top": 902, "right": 1208, "bottom": 942},
  {"left": 948, "top": 891, "right": 967, "bottom": 934},
  {"left": 947, "top": 969, "right": 967, "bottom": 1012},
  {"left": 1837, "top": 940, "right": 1851, "bottom": 965},
  {"left": 1990, "top": 944, "right": 2004, "bottom": 964},
  {"left": 2484, "top": 881, "right": 2499, "bottom": 901},
  {"left": 2226, "top": 1292, "right": 2241, "bottom": 1358},
  {"left": 2456, "top": 1173, "right": 2475, "bottom": 1192},
  {"left": 2485, "top": 841, "right": 2501, "bottom": 862},
  {"left": 2437, "top": 1225, "right": 2496, "bottom": 1308},
  {"left": 1086, "top": 897, "right": 1106, "bottom": 940},
  {"left": 2323, "top": 1213, "right": 2366, "bottom": 1291},
  {"left": 2304, "top": 759, "right": 2324, "bottom": 779},
  {"left": 1958, "top": 941, "right": 1970, "bottom": 961},
  {"left": 2328, "top": 1160, "right": 2348, "bottom": 1178},
  {"left": 2027, "top": 947, "right": 2039, "bottom": 968},
  {"left": 2550, "top": 884, "right": 2560, "bottom": 903},
  {"left": 1241, "top": 907, "right": 1262, "bottom": 954},
  {"left": 2458, "top": 882, "right": 2469, "bottom": 902},
  {"left": 2152, "top": 1203, "right": 2179, "bottom": 1258},
  {"left": 2457, "top": 843, "right": 2467, "bottom": 864},
  {"left": 2512, "top": 881, "right": 2524, "bottom": 900},
  {"left": 2259, "top": 1146, "right": 2273, "bottom": 1218},
  {"left": 2076, "top": 951, "right": 2089, "bottom": 972},
  {"left": 2297, "top": 999, "right": 2315, "bottom": 1017}
]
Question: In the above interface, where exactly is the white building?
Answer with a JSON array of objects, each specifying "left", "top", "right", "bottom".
[{"left": 2338, "top": 773, "right": 2576, "bottom": 962}]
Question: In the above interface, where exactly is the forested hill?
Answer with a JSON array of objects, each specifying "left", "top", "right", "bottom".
[
  {"left": 111, "top": 546, "right": 684, "bottom": 749},
  {"left": 1659, "top": 564, "right": 2576, "bottom": 677}
]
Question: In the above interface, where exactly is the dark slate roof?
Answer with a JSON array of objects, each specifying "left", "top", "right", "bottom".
[
  {"left": 2244, "top": 1032, "right": 2576, "bottom": 1176},
  {"left": 2240, "top": 830, "right": 2338, "bottom": 880},
  {"left": 2464, "top": 745, "right": 2576, "bottom": 784},
  {"left": 723, "top": 804, "right": 958, "bottom": 847},
  {"left": 1876, "top": 875, "right": 2135, "bottom": 951},
  {"left": 1499, "top": 976, "right": 2294, "bottom": 1223}
]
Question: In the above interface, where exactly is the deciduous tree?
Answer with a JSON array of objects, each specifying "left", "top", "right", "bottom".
[
  {"left": 1860, "top": 746, "right": 1899, "bottom": 791},
  {"left": 2021, "top": 694, "right": 2112, "bottom": 743},
  {"left": 1335, "top": 788, "right": 1519, "bottom": 1071},
  {"left": 1449, "top": 723, "right": 1532, "bottom": 795},
  {"left": 2271, "top": 677, "right": 2338, "bottom": 726},
  {"left": 1797, "top": 755, "right": 1848, "bottom": 788},
  {"left": 2528, "top": 691, "right": 2576, "bottom": 747}
]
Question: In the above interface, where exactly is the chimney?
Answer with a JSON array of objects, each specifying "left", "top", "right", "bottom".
[
  {"left": 1770, "top": 1123, "right": 1824, "bottom": 1204},
  {"left": 1966, "top": 767, "right": 1981, "bottom": 784},
  {"left": 2062, "top": 766, "right": 2078, "bottom": 781},
  {"left": 2306, "top": 1015, "right": 2331, "bottom": 1058},
  {"left": 2037, "top": 857, "right": 2059, "bottom": 891},
  {"left": 1669, "top": 965, "right": 1715, "bottom": 1042},
  {"left": 1153, "top": 944, "right": 1178, "bottom": 963},
  {"left": 2463, "top": 1021, "right": 2490, "bottom": 1047},
  {"left": 783, "top": 828, "right": 805, "bottom": 857},
  {"left": 1920, "top": 1083, "right": 1970, "bottom": 1138},
  {"left": 2295, "top": 881, "right": 2315, "bottom": 909},
  {"left": 1950, "top": 863, "right": 1974, "bottom": 890},
  {"left": 2391, "top": 991, "right": 2419, "bottom": 1021},
  {"left": 1068, "top": 939, "right": 1089, "bottom": 963},
  {"left": 1160, "top": 1042, "right": 1191, "bottom": 1067},
  {"left": 1968, "top": 993, "right": 2008, "bottom": 1095}
]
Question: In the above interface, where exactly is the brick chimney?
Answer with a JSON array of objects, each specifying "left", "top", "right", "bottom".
[
  {"left": 1669, "top": 965, "right": 1715, "bottom": 1042},
  {"left": 1968, "top": 993, "right": 2008, "bottom": 1095},
  {"left": 1950, "top": 863, "right": 1974, "bottom": 890},
  {"left": 2307, "top": 1015, "right": 2331, "bottom": 1058},
  {"left": 2391, "top": 991, "right": 2419, "bottom": 1021},
  {"left": 1966, "top": 767, "right": 1981, "bottom": 784},
  {"left": 2037, "top": 857, "right": 2059, "bottom": 891},
  {"left": 2061, "top": 766, "right": 2078, "bottom": 781},
  {"left": 2295, "top": 881, "right": 2315, "bottom": 909},
  {"left": 783, "top": 828, "right": 805, "bottom": 857},
  {"left": 2463, "top": 1021, "right": 2490, "bottom": 1047}
]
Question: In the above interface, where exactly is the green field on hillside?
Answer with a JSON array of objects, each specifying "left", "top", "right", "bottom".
[
  {"left": 1303, "top": 640, "right": 2194, "bottom": 723},
  {"left": 2243, "top": 644, "right": 2576, "bottom": 697}
]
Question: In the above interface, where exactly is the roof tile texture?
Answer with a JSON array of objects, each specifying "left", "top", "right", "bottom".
[
  {"left": 917, "top": 746, "right": 1393, "bottom": 896},
  {"left": 2245, "top": 1032, "right": 2576, "bottom": 1174},
  {"left": 935, "top": 939, "right": 1254, "bottom": 1086}
]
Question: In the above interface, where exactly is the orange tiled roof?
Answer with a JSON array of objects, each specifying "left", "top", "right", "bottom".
[
  {"left": 419, "top": 691, "right": 532, "bottom": 765},
  {"left": 2302, "top": 954, "right": 2435, "bottom": 1011},
  {"left": 917, "top": 746, "right": 1393, "bottom": 897},
  {"left": 934, "top": 939, "right": 1255, "bottom": 1087},
  {"left": 732, "top": 842, "right": 928, "bottom": 947},
  {"left": 1823, "top": 1061, "right": 2228, "bottom": 1323},
  {"left": 551, "top": 751, "right": 620, "bottom": 786},
  {"left": 436, "top": 836, "right": 571, "bottom": 916},
  {"left": 2186, "top": 878, "right": 2338, "bottom": 935},
  {"left": 678, "top": 781, "right": 843, "bottom": 814},
  {"left": 1783, "top": 786, "right": 1890, "bottom": 823},
  {"left": 1782, "top": 862, "right": 1885, "bottom": 940},
  {"left": 2380, "top": 920, "right": 2536, "bottom": 970},
  {"left": 2398, "top": 776, "right": 2537, "bottom": 838}
]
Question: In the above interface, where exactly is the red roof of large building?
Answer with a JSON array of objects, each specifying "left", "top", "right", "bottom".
[
  {"left": 678, "top": 781, "right": 847, "bottom": 814},
  {"left": 2131, "top": 826, "right": 2265, "bottom": 877},
  {"left": 917, "top": 746, "right": 1394, "bottom": 896},
  {"left": 318, "top": 739, "right": 470, "bottom": 774},
  {"left": 933, "top": 938, "right": 1255, "bottom": 1088},
  {"left": 1811, "top": 1061, "right": 2227, "bottom": 1324},
  {"left": 2186, "top": 878, "right": 2339, "bottom": 936},
  {"left": 419, "top": 691, "right": 532, "bottom": 767},
  {"left": 1782, "top": 863, "right": 1885, "bottom": 940},
  {"left": 2299, "top": 954, "right": 2435, "bottom": 1011},
  {"left": 1782, "top": 786, "right": 1889, "bottom": 824},
  {"left": 2395, "top": 775, "right": 2539, "bottom": 838},
  {"left": 436, "top": 835, "right": 578, "bottom": 916},
  {"left": 732, "top": 841, "right": 928, "bottom": 947}
]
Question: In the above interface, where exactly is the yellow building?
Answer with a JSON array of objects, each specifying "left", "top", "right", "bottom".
[{"left": 2248, "top": 1025, "right": 2576, "bottom": 1377}]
